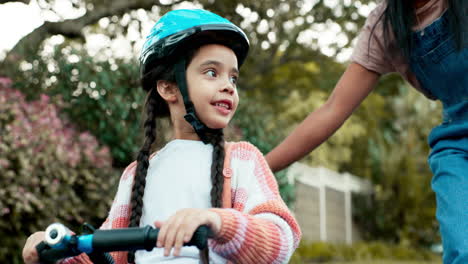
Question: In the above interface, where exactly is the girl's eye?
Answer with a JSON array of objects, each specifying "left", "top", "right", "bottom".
[
  {"left": 230, "top": 76, "right": 238, "bottom": 84},
  {"left": 205, "top": 70, "right": 216, "bottom": 77}
]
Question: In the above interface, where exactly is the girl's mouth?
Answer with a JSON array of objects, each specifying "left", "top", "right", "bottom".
[{"left": 211, "top": 100, "right": 233, "bottom": 115}]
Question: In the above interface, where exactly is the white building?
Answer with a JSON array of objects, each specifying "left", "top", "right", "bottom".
[{"left": 287, "top": 163, "right": 372, "bottom": 244}]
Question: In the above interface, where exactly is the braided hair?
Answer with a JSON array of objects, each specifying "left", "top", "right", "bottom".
[
  {"left": 199, "top": 131, "right": 225, "bottom": 263},
  {"left": 127, "top": 46, "right": 226, "bottom": 264}
]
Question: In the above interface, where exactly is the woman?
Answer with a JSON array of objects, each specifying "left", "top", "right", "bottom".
[{"left": 266, "top": 0, "right": 467, "bottom": 263}]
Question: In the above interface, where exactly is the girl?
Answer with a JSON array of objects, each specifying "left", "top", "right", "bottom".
[
  {"left": 22, "top": 9, "right": 301, "bottom": 264},
  {"left": 265, "top": 0, "right": 466, "bottom": 263}
]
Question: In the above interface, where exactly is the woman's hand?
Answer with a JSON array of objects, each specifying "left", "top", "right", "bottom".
[
  {"left": 22, "top": 231, "right": 45, "bottom": 264},
  {"left": 154, "top": 208, "right": 221, "bottom": 257}
]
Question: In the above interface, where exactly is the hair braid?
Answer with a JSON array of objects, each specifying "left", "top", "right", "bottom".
[
  {"left": 209, "top": 131, "right": 225, "bottom": 208},
  {"left": 199, "top": 130, "right": 225, "bottom": 263},
  {"left": 127, "top": 88, "right": 158, "bottom": 263}
]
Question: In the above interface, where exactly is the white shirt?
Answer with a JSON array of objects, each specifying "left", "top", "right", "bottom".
[{"left": 135, "top": 139, "right": 226, "bottom": 264}]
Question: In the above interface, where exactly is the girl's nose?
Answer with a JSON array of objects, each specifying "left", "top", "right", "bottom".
[{"left": 221, "top": 79, "right": 235, "bottom": 94}]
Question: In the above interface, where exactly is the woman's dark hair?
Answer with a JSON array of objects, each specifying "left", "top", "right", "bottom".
[
  {"left": 377, "top": 0, "right": 466, "bottom": 59},
  {"left": 127, "top": 44, "right": 226, "bottom": 264}
]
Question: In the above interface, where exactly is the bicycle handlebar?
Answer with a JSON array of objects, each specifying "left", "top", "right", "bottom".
[{"left": 36, "top": 223, "right": 212, "bottom": 264}]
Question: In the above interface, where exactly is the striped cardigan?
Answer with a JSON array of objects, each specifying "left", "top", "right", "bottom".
[{"left": 61, "top": 141, "right": 301, "bottom": 264}]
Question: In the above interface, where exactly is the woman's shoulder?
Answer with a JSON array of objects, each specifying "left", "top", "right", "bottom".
[
  {"left": 370, "top": 2, "right": 386, "bottom": 16},
  {"left": 365, "top": 2, "right": 387, "bottom": 28}
]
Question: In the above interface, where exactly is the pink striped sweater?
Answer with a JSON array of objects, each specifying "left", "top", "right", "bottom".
[{"left": 61, "top": 141, "right": 301, "bottom": 264}]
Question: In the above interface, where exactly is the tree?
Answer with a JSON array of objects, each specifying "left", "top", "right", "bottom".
[
  {"left": 3, "top": 0, "right": 175, "bottom": 62},
  {"left": 1, "top": 0, "right": 372, "bottom": 166},
  {"left": 352, "top": 82, "right": 441, "bottom": 246},
  {"left": 1, "top": 0, "right": 441, "bottom": 248}
]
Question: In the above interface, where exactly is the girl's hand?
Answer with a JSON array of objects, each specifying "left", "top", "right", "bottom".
[
  {"left": 22, "top": 231, "right": 45, "bottom": 264},
  {"left": 155, "top": 208, "right": 221, "bottom": 257}
]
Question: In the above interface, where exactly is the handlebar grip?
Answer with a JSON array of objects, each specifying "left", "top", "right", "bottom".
[
  {"left": 92, "top": 225, "right": 211, "bottom": 252},
  {"left": 37, "top": 224, "right": 211, "bottom": 264},
  {"left": 36, "top": 241, "right": 78, "bottom": 264},
  {"left": 92, "top": 226, "right": 155, "bottom": 252},
  {"left": 186, "top": 225, "right": 210, "bottom": 250}
]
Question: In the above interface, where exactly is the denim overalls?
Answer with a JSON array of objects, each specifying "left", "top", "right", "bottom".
[{"left": 409, "top": 11, "right": 468, "bottom": 264}]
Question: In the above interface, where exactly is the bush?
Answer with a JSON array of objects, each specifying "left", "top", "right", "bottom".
[
  {"left": 8, "top": 46, "right": 145, "bottom": 168},
  {"left": 294, "top": 241, "right": 335, "bottom": 262},
  {"left": 0, "top": 82, "right": 118, "bottom": 263}
]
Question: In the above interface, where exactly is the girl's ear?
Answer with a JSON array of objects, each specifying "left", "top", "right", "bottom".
[{"left": 156, "top": 80, "right": 178, "bottom": 103}]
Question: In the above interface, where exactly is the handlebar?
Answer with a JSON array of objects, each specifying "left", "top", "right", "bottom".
[{"left": 36, "top": 223, "right": 212, "bottom": 264}]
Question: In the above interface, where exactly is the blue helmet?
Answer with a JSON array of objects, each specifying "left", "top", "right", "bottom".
[
  {"left": 140, "top": 9, "right": 250, "bottom": 75},
  {"left": 139, "top": 9, "right": 249, "bottom": 143}
]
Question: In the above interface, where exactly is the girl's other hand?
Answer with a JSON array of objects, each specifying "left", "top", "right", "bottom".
[
  {"left": 22, "top": 231, "right": 45, "bottom": 264},
  {"left": 154, "top": 208, "right": 221, "bottom": 257}
]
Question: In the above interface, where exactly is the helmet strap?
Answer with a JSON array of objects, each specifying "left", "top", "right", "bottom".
[{"left": 174, "top": 59, "right": 221, "bottom": 144}]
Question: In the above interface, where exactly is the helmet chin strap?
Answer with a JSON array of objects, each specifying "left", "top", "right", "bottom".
[{"left": 174, "top": 59, "right": 221, "bottom": 144}]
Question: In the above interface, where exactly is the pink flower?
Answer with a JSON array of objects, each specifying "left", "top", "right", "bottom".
[
  {"left": 0, "top": 77, "right": 12, "bottom": 88},
  {"left": 0, "top": 159, "right": 10, "bottom": 168},
  {"left": 3, "top": 87, "right": 113, "bottom": 170},
  {"left": 40, "top": 94, "right": 50, "bottom": 103}
]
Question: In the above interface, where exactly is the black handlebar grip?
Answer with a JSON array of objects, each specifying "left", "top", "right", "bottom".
[
  {"left": 92, "top": 226, "right": 155, "bottom": 252},
  {"left": 36, "top": 241, "right": 78, "bottom": 264},
  {"left": 36, "top": 223, "right": 211, "bottom": 264},
  {"left": 186, "top": 225, "right": 210, "bottom": 250},
  {"left": 91, "top": 225, "right": 211, "bottom": 253}
]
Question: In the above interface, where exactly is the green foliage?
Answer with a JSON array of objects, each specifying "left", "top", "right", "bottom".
[
  {"left": 351, "top": 82, "right": 442, "bottom": 247},
  {"left": 0, "top": 0, "right": 374, "bottom": 209},
  {"left": 277, "top": 89, "right": 367, "bottom": 170},
  {"left": 9, "top": 44, "right": 145, "bottom": 167},
  {"left": 290, "top": 241, "right": 441, "bottom": 263},
  {"left": 0, "top": 85, "right": 118, "bottom": 262},
  {"left": 233, "top": 91, "right": 295, "bottom": 205}
]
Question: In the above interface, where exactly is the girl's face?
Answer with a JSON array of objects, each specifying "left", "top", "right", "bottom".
[{"left": 185, "top": 44, "right": 239, "bottom": 129}]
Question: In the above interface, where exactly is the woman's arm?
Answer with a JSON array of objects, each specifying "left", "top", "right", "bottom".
[{"left": 266, "top": 62, "right": 380, "bottom": 172}]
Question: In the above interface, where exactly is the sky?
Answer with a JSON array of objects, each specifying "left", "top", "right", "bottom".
[
  {"left": 0, "top": 0, "right": 376, "bottom": 62},
  {"left": 0, "top": 1, "right": 44, "bottom": 54}
]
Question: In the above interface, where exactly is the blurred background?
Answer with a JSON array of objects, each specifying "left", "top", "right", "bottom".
[{"left": 0, "top": 0, "right": 443, "bottom": 263}]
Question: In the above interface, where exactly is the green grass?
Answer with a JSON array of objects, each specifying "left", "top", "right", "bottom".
[
  {"left": 289, "top": 241, "right": 442, "bottom": 264},
  {"left": 293, "top": 260, "right": 440, "bottom": 264},
  {"left": 328, "top": 260, "right": 442, "bottom": 264}
]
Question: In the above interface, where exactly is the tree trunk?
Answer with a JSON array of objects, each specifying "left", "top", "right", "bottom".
[
  {"left": 0, "top": 0, "right": 30, "bottom": 4},
  {"left": 3, "top": 0, "right": 182, "bottom": 63}
]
